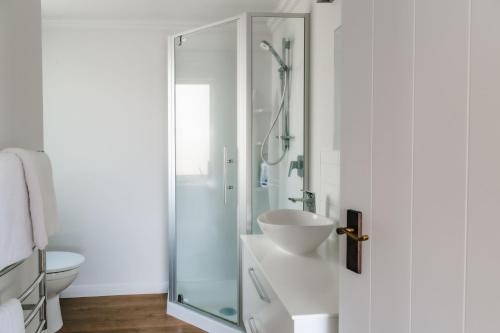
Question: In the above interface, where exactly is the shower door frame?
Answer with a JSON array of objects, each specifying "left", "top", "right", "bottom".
[{"left": 167, "top": 12, "right": 310, "bottom": 331}]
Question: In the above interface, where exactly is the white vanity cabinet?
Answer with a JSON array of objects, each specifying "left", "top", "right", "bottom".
[
  {"left": 242, "top": 244, "right": 294, "bottom": 333},
  {"left": 241, "top": 235, "right": 339, "bottom": 333}
]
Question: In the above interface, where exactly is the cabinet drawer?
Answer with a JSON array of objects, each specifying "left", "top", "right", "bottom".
[
  {"left": 242, "top": 247, "right": 271, "bottom": 321},
  {"left": 244, "top": 301, "right": 293, "bottom": 333},
  {"left": 242, "top": 246, "right": 293, "bottom": 333}
]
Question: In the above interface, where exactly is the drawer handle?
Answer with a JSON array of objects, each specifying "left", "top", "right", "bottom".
[
  {"left": 248, "top": 317, "right": 259, "bottom": 333},
  {"left": 248, "top": 267, "right": 271, "bottom": 303}
]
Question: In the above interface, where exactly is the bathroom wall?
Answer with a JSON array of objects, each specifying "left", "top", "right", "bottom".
[
  {"left": 0, "top": 1, "right": 45, "bottom": 332},
  {"left": 0, "top": 0, "right": 44, "bottom": 150},
  {"left": 42, "top": 0, "right": 341, "bottom": 297},
  {"left": 42, "top": 23, "right": 180, "bottom": 296}
]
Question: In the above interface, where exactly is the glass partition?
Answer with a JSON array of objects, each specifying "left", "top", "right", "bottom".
[
  {"left": 173, "top": 20, "right": 238, "bottom": 324},
  {"left": 251, "top": 16, "right": 307, "bottom": 233},
  {"left": 168, "top": 13, "right": 309, "bottom": 330}
]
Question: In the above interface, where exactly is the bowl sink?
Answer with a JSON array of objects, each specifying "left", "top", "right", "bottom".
[{"left": 257, "top": 209, "right": 334, "bottom": 255}]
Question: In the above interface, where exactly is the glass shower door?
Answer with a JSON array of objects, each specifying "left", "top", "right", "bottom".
[{"left": 173, "top": 20, "right": 239, "bottom": 324}]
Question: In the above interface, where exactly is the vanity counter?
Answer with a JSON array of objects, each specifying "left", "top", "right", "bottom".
[{"left": 241, "top": 234, "right": 338, "bottom": 332}]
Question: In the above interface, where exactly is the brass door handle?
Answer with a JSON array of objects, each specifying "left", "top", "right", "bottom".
[{"left": 336, "top": 227, "right": 369, "bottom": 242}]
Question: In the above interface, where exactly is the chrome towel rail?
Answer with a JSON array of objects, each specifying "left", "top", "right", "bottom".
[
  {"left": 0, "top": 254, "right": 31, "bottom": 277},
  {"left": 0, "top": 249, "right": 47, "bottom": 330},
  {"left": 19, "top": 272, "right": 45, "bottom": 303}
]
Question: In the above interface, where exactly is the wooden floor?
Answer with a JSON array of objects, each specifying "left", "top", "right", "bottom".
[{"left": 58, "top": 294, "right": 206, "bottom": 333}]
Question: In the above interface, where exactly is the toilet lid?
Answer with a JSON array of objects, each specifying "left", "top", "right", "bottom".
[{"left": 46, "top": 251, "right": 85, "bottom": 273}]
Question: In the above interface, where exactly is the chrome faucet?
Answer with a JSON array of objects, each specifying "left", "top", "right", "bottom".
[{"left": 288, "top": 190, "right": 316, "bottom": 213}]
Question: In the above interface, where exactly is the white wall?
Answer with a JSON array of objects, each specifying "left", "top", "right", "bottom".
[
  {"left": 43, "top": 0, "right": 343, "bottom": 298},
  {"left": 42, "top": 23, "right": 176, "bottom": 296},
  {"left": 0, "top": 0, "right": 44, "bottom": 150},
  {"left": 340, "top": 0, "right": 500, "bottom": 332},
  {"left": 0, "top": 1, "right": 44, "bottom": 332},
  {"left": 309, "top": 3, "right": 341, "bottom": 224}
]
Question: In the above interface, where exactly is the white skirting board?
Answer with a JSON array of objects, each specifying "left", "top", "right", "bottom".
[
  {"left": 61, "top": 281, "right": 168, "bottom": 298},
  {"left": 167, "top": 301, "right": 242, "bottom": 333}
]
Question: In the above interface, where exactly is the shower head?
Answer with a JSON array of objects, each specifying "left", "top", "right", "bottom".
[
  {"left": 259, "top": 40, "right": 271, "bottom": 51},
  {"left": 260, "top": 40, "right": 288, "bottom": 71}
]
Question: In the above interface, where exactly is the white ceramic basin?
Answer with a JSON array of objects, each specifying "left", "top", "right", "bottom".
[{"left": 257, "top": 209, "right": 334, "bottom": 255}]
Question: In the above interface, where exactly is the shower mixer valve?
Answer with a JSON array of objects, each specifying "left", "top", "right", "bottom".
[{"left": 288, "top": 155, "right": 304, "bottom": 178}]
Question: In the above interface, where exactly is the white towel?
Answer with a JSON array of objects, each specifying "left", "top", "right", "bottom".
[
  {"left": 3, "top": 148, "right": 59, "bottom": 249},
  {"left": 0, "top": 299, "right": 25, "bottom": 333},
  {"left": 0, "top": 153, "right": 33, "bottom": 271}
]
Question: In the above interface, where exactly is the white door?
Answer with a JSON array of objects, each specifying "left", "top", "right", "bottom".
[{"left": 339, "top": 0, "right": 500, "bottom": 333}]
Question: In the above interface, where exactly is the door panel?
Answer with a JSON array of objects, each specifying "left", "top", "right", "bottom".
[
  {"left": 465, "top": 0, "right": 500, "bottom": 331},
  {"left": 340, "top": 1, "right": 474, "bottom": 333},
  {"left": 174, "top": 21, "right": 239, "bottom": 324},
  {"left": 371, "top": 0, "right": 413, "bottom": 331},
  {"left": 339, "top": 0, "right": 373, "bottom": 331}
]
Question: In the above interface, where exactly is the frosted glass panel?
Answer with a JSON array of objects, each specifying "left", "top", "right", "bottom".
[
  {"left": 174, "top": 21, "right": 238, "bottom": 324},
  {"left": 176, "top": 84, "right": 210, "bottom": 176}
]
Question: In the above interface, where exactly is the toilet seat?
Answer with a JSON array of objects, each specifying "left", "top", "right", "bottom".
[{"left": 47, "top": 251, "right": 85, "bottom": 274}]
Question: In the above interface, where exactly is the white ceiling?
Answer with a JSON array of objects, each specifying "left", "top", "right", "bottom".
[{"left": 42, "top": 0, "right": 283, "bottom": 23}]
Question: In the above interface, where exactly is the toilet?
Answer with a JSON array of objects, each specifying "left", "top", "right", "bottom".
[{"left": 46, "top": 251, "right": 85, "bottom": 333}]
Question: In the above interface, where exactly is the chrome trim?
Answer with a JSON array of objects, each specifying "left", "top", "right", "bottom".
[
  {"left": 237, "top": 13, "right": 251, "bottom": 327},
  {"left": 223, "top": 146, "right": 234, "bottom": 205},
  {"left": 248, "top": 268, "right": 271, "bottom": 303},
  {"left": 224, "top": 146, "right": 228, "bottom": 204},
  {"left": 38, "top": 250, "right": 47, "bottom": 329},
  {"left": 303, "top": 13, "right": 311, "bottom": 195},
  {"left": 167, "top": 34, "right": 177, "bottom": 305},
  {"left": 171, "top": 16, "right": 241, "bottom": 39}
]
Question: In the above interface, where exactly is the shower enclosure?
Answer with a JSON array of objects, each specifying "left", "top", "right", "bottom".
[{"left": 167, "top": 13, "right": 309, "bottom": 332}]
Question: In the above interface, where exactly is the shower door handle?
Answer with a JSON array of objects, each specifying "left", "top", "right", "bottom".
[{"left": 223, "top": 146, "right": 234, "bottom": 205}]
